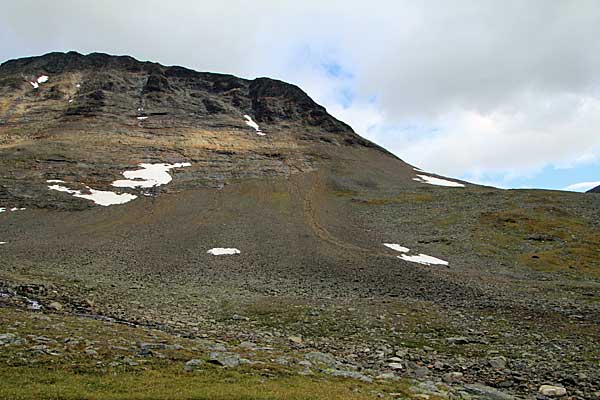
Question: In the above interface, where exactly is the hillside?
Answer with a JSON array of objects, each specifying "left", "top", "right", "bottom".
[
  {"left": 0, "top": 52, "right": 599, "bottom": 400},
  {"left": 587, "top": 185, "right": 600, "bottom": 193}
]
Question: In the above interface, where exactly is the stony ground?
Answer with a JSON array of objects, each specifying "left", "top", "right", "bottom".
[{"left": 1, "top": 169, "right": 598, "bottom": 399}]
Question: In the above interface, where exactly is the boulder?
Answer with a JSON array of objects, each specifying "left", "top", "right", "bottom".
[
  {"left": 184, "top": 359, "right": 204, "bottom": 372},
  {"left": 538, "top": 385, "right": 567, "bottom": 397},
  {"left": 304, "top": 351, "right": 337, "bottom": 367},
  {"left": 464, "top": 383, "right": 514, "bottom": 400},
  {"left": 208, "top": 352, "right": 241, "bottom": 368}
]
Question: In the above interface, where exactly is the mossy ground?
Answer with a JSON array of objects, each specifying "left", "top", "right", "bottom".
[{"left": 0, "top": 308, "right": 417, "bottom": 400}]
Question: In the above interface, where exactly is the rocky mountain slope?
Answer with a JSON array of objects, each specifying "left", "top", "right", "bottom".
[
  {"left": 587, "top": 185, "right": 600, "bottom": 193},
  {"left": 0, "top": 52, "right": 599, "bottom": 400}
]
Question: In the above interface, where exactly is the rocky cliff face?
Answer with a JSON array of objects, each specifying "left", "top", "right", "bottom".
[{"left": 0, "top": 51, "right": 398, "bottom": 208}]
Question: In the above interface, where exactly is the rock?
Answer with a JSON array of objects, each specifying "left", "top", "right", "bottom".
[
  {"left": 85, "top": 348, "right": 98, "bottom": 356},
  {"left": 210, "top": 344, "right": 228, "bottom": 352},
  {"left": 48, "top": 302, "right": 63, "bottom": 311},
  {"left": 0, "top": 333, "right": 26, "bottom": 346},
  {"left": 329, "top": 369, "right": 372, "bottom": 383},
  {"left": 138, "top": 342, "right": 166, "bottom": 350},
  {"left": 395, "top": 349, "right": 408, "bottom": 357},
  {"left": 416, "top": 381, "right": 438, "bottom": 394},
  {"left": 442, "top": 372, "right": 463, "bottom": 383},
  {"left": 231, "top": 314, "right": 249, "bottom": 321},
  {"left": 122, "top": 357, "right": 138, "bottom": 366},
  {"left": 446, "top": 337, "right": 470, "bottom": 345},
  {"left": 288, "top": 336, "right": 303, "bottom": 344},
  {"left": 138, "top": 348, "right": 153, "bottom": 357},
  {"left": 464, "top": 383, "right": 514, "bottom": 400},
  {"left": 304, "top": 351, "right": 337, "bottom": 367},
  {"left": 208, "top": 352, "right": 241, "bottom": 368},
  {"left": 488, "top": 356, "right": 507, "bottom": 369},
  {"left": 298, "top": 368, "right": 313, "bottom": 376},
  {"left": 388, "top": 362, "right": 404, "bottom": 370},
  {"left": 239, "top": 341, "right": 257, "bottom": 350},
  {"left": 413, "top": 367, "right": 430, "bottom": 378},
  {"left": 298, "top": 360, "right": 312, "bottom": 368},
  {"left": 538, "top": 385, "right": 567, "bottom": 397},
  {"left": 184, "top": 359, "right": 204, "bottom": 372},
  {"left": 274, "top": 357, "right": 289, "bottom": 365},
  {"left": 376, "top": 373, "right": 399, "bottom": 380}
]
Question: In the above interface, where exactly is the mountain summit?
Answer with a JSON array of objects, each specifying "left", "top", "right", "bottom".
[
  {"left": 0, "top": 51, "right": 416, "bottom": 208},
  {"left": 0, "top": 52, "right": 599, "bottom": 399}
]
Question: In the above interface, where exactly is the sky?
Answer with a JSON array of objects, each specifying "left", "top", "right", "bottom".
[{"left": 1, "top": 0, "right": 599, "bottom": 192}]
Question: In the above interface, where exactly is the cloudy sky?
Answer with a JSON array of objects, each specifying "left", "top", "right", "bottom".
[{"left": 2, "top": 0, "right": 599, "bottom": 191}]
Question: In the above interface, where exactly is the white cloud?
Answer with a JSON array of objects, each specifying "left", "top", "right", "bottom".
[
  {"left": 2, "top": 0, "right": 600, "bottom": 185},
  {"left": 563, "top": 181, "right": 600, "bottom": 192}
]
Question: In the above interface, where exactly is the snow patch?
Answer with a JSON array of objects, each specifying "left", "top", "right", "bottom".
[
  {"left": 244, "top": 115, "right": 265, "bottom": 136},
  {"left": 27, "top": 299, "right": 42, "bottom": 310},
  {"left": 413, "top": 174, "right": 464, "bottom": 187},
  {"left": 46, "top": 162, "right": 190, "bottom": 207},
  {"left": 0, "top": 207, "right": 25, "bottom": 213},
  {"left": 48, "top": 183, "right": 137, "bottom": 206},
  {"left": 207, "top": 248, "right": 241, "bottom": 256},
  {"left": 383, "top": 243, "right": 410, "bottom": 253},
  {"left": 137, "top": 116, "right": 148, "bottom": 121},
  {"left": 74, "top": 188, "right": 137, "bottom": 206},
  {"left": 112, "top": 163, "right": 191, "bottom": 189},
  {"left": 0, "top": 242, "right": 6, "bottom": 245},
  {"left": 30, "top": 75, "right": 49, "bottom": 89},
  {"left": 398, "top": 253, "right": 448, "bottom": 266}
]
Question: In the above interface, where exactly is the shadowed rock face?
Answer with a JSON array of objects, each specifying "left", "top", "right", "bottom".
[
  {"left": 587, "top": 185, "right": 600, "bottom": 193},
  {"left": 0, "top": 51, "right": 358, "bottom": 136}
]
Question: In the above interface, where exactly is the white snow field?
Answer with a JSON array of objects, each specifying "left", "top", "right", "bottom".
[
  {"left": 47, "top": 162, "right": 190, "bottom": 207},
  {"left": 112, "top": 163, "right": 191, "bottom": 188},
  {"left": 383, "top": 243, "right": 410, "bottom": 253},
  {"left": 30, "top": 75, "right": 49, "bottom": 89},
  {"left": 48, "top": 183, "right": 137, "bottom": 206},
  {"left": 398, "top": 253, "right": 449, "bottom": 266},
  {"left": 413, "top": 174, "right": 464, "bottom": 187},
  {"left": 0, "top": 207, "right": 26, "bottom": 213},
  {"left": 207, "top": 248, "right": 241, "bottom": 255},
  {"left": 244, "top": 115, "right": 265, "bottom": 136}
]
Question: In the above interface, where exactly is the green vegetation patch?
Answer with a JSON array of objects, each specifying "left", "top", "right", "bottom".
[{"left": 478, "top": 205, "right": 600, "bottom": 276}]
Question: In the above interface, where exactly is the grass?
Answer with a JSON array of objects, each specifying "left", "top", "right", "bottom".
[
  {"left": 0, "top": 308, "right": 418, "bottom": 400},
  {"left": 0, "top": 366, "right": 404, "bottom": 400},
  {"left": 477, "top": 205, "right": 600, "bottom": 276}
]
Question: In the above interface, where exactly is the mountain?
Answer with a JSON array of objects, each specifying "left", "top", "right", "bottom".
[
  {"left": 587, "top": 184, "right": 600, "bottom": 193},
  {"left": 0, "top": 52, "right": 599, "bottom": 399}
]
